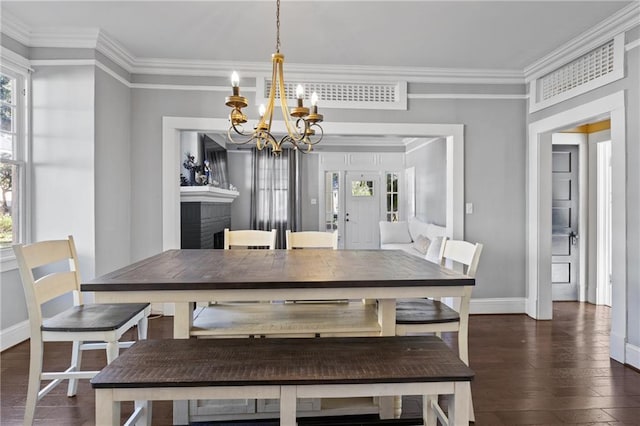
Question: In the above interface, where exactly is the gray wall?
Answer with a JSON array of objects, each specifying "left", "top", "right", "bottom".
[
  {"left": 528, "top": 27, "right": 640, "bottom": 348},
  {"left": 94, "top": 67, "right": 132, "bottom": 276},
  {"left": 406, "top": 138, "right": 447, "bottom": 226}
]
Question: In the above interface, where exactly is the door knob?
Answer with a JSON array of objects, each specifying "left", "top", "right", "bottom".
[{"left": 569, "top": 231, "right": 578, "bottom": 246}]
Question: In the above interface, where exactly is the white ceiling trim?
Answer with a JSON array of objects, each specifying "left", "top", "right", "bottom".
[
  {"left": 409, "top": 93, "right": 527, "bottom": 100},
  {"left": 0, "top": 11, "right": 30, "bottom": 45},
  {"left": 1, "top": 12, "right": 524, "bottom": 84},
  {"left": 524, "top": 2, "right": 640, "bottom": 82}
]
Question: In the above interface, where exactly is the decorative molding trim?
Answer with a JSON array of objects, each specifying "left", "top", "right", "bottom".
[
  {"left": 409, "top": 93, "right": 527, "bottom": 100},
  {"left": 525, "top": 2, "right": 640, "bottom": 81},
  {"left": 0, "top": 320, "right": 29, "bottom": 352},
  {"left": 179, "top": 186, "right": 239, "bottom": 203},
  {"left": 130, "top": 83, "right": 234, "bottom": 92},
  {"left": 626, "top": 342, "right": 640, "bottom": 370},
  {"left": 95, "top": 60, "right": 132, "bottom": 88},
  {"left": 626, "top": 38, "right": 640, "bottom": 52},
  {"left": 610, "top": 331, "right": 627, "bottom": 363},
  {"left": 30, "top": 59, "right": 96, "bottom": 67},
  {"left": 0, "top": 47, "right": 33, "bottom": 73},
  {"left": 0, "top": 10, "right": 31, "bottom": 45},
  {"left": 469, "top": 298, "right": 527, "bottom": 315},
  {"left": 95, "top": 31, "right": 136, "bottom": 73},
  {"left": 29, "top": 27, "right": 100, "bottom": 49}
]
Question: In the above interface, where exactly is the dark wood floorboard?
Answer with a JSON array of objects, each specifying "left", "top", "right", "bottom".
[{"left": 1, "top": 302, "right": 639, "bottom": 425}]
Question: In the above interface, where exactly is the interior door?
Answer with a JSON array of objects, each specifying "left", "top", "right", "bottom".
[
  {"left": 345, "top": 172, "right": 380, "bottom": 249},
  {"left": 552, "top": 145, "right": 579, "bottom": 301}
]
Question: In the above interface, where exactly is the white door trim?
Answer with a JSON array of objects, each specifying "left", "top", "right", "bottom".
[
  {"left": 163, "top": 119, "right": 465, "bottom": 250},
  {"left": 526, "top": 91, "right": 626, "bottom": 363}
]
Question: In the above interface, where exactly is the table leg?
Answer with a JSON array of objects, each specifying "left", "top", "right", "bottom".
[
  {"left": 173, "top": 302, "right": 194, "bottom": 424},
  {"left": 173, "top": 302, "right": 194, "bottom": 339},
  {"left": 280, "top": 386, "right": 297, "bottom": 426},
  {"left": 448, "top": 382, "right": 470, "bottom": 426},
  {"left": 377, "top": 299, "right": 397, "bottom": 418},
  {"left": 95, "top": 389, "right": 119, "bottom": 426}
]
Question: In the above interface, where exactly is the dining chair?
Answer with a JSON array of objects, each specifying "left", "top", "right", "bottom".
[
  {"left": 224, "top": 228, "right": 277, "bottom": 249},
  {"left": 285, "top": 230, "right": 338, "bottom": 250},
  {"left": 394, "top": 237, "right": 482, "bottom": 422},
  {"left": 285, "top": 230, "right": 341, "bottom": 304},
  {"left": 13, "top": 235, "right": 150, "bottom": 426}
]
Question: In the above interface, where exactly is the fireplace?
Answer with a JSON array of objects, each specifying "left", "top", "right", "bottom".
[{"left": 180, "top": 186, "right": 239, "bottom": 249}]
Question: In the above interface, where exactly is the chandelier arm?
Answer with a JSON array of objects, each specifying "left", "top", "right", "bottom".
[{"left": 277, "top": 60, "right": 306, "bottom": 141}]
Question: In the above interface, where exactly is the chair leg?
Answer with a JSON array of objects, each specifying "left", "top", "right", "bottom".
[
  {"left": 67, "top": 340, "right": 83, "bottom": 397},
  {"left": 106, "top": 341, "right": 119, "bottom": 364},
  {"left": 458, "top": 328, "right": 474, "bottom": 421},
  {"left": 137, "top": 315, "right": 148, "bottom": 340},
  {"left": 25, "top": 338, "right": 43, "bottom": 426}
]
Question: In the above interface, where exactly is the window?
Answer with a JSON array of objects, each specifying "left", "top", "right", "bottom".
[
  {"left": 0, "top": 67, "right": 27, "bottom": 253},
  {"left": 385, "top": 172, "right": 399, "bottom": 222},
  {"left": 324, "top": 172, "right": 339, "bottom": 231}
]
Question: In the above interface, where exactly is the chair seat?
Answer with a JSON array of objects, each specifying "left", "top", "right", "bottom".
[
  {"left": 395, "top": 299, "right": 460, "bottom": 324},
  {"left": 42, "top": 303, "right": 150, "bottom": 332}
]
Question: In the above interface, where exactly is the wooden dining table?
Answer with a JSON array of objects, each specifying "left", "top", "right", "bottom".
[{"left": 82, "top": 248, "right": 474, "bottom": 424}]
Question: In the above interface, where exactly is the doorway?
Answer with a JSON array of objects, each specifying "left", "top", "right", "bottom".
[{"left": 527, "top": 91, "right": 626, "bottom": 363}]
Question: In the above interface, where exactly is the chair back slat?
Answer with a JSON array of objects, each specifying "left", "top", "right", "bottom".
[
  {"left": 33, "top": 272, "right": 79, "bottom": 305},
  {"left": 286, "top": 231, "right": 338, "bottom": 249},
  {"left": 224, "top": 229, "right": 276, "bottom": 249},
  {"left": 15, "top": 239, "right": 73, "bottom": 269},
  {"left": 440, "top": 239, "right": 483, "bottom": 278}
]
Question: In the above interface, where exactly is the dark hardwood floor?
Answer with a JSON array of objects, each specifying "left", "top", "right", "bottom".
[{"left": 1, "top": 302, "right": 639, "bottom": 425}]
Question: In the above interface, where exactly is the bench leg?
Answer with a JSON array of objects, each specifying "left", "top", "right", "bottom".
[
  {"left": 422, "top": 395, "right": 437, "bottom": 426},
  {"left": 95, "top": 389, "right": 120, "bottom": 426},
  {"left": 280, "top": 386, "right": 297, "bottom": 426},
  {"left": 448, "top": 382, "right": 470, "bottom": 426},
  {"left": 134, "top": 400, "right": 152, "bottom": 426}
]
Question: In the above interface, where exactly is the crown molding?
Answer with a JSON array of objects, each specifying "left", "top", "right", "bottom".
[
  {"left": 95, "top": 31, "right": 136, "bottom": 74},
  {"left": 0, "top": 11, "right": 31, "bottom": 46},
  {"left": 524, "top": 2, "right": 640, "bottom": 82},
  {"left": 0, "top": 47, "right": 33, "bottom": 73},
  {"left": 29, "top": 27, "right": 100, "bottom": 49}
]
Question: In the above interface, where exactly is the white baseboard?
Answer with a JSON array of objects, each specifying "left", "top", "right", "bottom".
[
  {"left": 470, "top": 297, "right": 527, "bottom": 314},
  {"left": 626, "top": 342, "right": 640, "bottom": 369},
  {"left": 610, "top": 331, "right": 626, "bottom": 364},
  {"left": 0, "top": 319, "right": 30, "bottom": 351}
]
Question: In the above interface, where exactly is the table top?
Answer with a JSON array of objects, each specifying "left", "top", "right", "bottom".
[
  {"left": 90, "top": 336, "right": 474, "bottom": 388},
  {"left": 82, "top": 249, "right": 474, "bottom": 292}
]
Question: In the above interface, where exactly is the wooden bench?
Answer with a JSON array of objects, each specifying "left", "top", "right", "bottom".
[{"left": 90, "top": 336, "right": 474, "bottom": 426}]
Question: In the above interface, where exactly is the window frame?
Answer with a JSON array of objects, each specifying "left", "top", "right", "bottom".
[{"left": 0, "top": 62, "right": 30, "bottom": 271}]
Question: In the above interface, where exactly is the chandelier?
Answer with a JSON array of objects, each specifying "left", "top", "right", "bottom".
[{"left": 225, "top": 0, "right": 323, "bottom": 155}]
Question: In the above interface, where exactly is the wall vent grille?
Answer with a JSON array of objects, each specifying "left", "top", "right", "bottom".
[
  {"left": 540, "top": 40, "right": 615, "bottom": 100},
  {"left": 257, "top": 79, "right": 407, "bottom": 110},
  {"left": 529, "top": 34, "right": 624, "bottom": 112}
]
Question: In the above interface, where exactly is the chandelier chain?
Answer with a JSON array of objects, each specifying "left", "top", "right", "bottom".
[{"left": 276, "top": 0, "right": 281, "bottom": 53}]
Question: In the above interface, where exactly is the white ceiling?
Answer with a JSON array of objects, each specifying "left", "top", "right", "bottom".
[{"left": 1, "top": 1, "right": 632, "bottom": 71}]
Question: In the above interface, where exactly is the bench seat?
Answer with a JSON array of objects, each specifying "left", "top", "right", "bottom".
[{"left": 91, "top": 336, "right": 473, "bottom": 426}]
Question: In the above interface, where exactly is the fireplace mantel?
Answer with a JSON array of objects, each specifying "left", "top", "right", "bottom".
[{"left": 180, "top": 186, "right": 239, "bottom": 204}]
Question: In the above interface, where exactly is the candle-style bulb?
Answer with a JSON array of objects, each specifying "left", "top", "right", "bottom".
[
  {"left": 296, "top": 84, "right": 304, "bottom": 100},
  {"left": 311, "top": 92, "right": 319, "bottom": 107},
  {"left": 231, "top": 71, "right": 240, "bottom": 88},
  {"left": 259, "top": 104, "right": 266, "bottom": 117}
]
